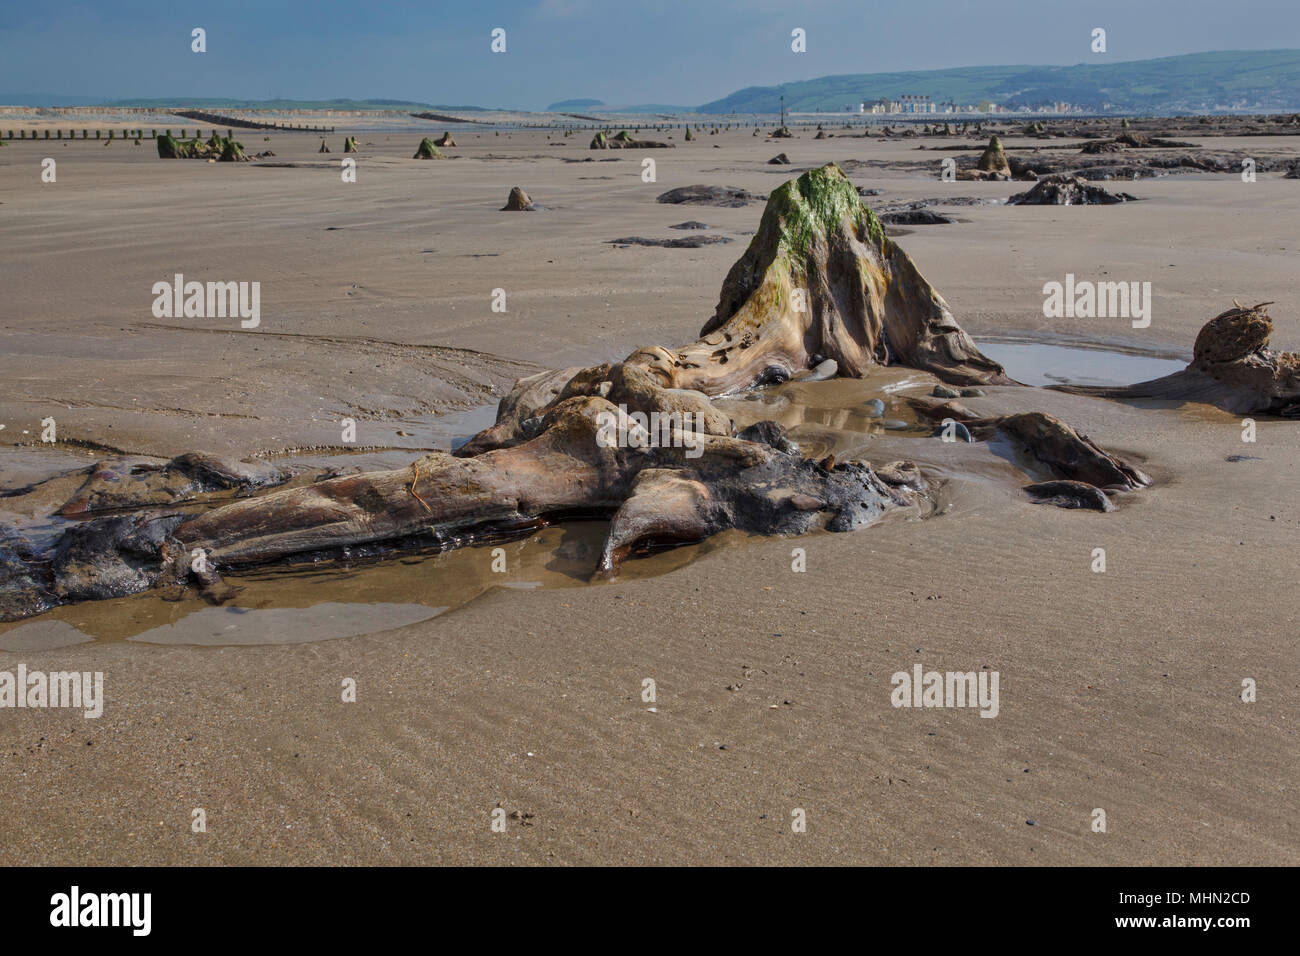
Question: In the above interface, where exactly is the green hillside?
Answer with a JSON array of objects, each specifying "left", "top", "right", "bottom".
[{"left": 697, "top": 50, "right": 1300, "bottom": 113}]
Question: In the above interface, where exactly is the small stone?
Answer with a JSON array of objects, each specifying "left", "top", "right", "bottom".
[
  {"left": 864, "top": 398, "right": 885, "bottom": 417},
  {"left": 882, "top": 419, "right": 909, "bottom": 430},
  {"left": 959, "top": 387, "right": 985, "bottom": 398},
  {"left": 932, "top": 384, "right": 960, "bottom": 398}
]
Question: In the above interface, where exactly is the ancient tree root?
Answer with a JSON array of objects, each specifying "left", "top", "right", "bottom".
[
  {"left": 906, "top": 400, "right": 1151, "bottom": 508},
  {"left": 0, "top": 164, "right": 1162, "bottom": 623}
]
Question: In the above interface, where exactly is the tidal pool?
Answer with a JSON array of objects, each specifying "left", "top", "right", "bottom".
[{"left": 979, "top": 341, "right": 1185, "bottom": 388}]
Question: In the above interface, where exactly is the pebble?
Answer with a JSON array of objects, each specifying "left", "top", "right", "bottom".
[
  {"left": 959, "top": 387, "right": 985, "bottom": 398},
  {"left": 932, "top": 384, "right": 960, "bottom": 398},
  {"left": 864, "top": 399, "right": 885, "bottom": 417},
  {"left": 882, "top": 419, "right": 909, "bottom": 430}
]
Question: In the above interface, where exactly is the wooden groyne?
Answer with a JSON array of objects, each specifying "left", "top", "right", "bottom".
[
  {"left": 410, "top": 111, "right": 488, "bottom": 125},
  {"left": 172, "top": 110, "right": 335, "bottom": 133}
]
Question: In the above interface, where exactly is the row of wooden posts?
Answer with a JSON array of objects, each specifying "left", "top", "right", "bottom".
[
  {"left": 2, "top": 128, "right": 227, "bottom": 140},
  {"left": 2, "top": 121, "right": 911, "bottom": 143},
  {"left": 0, "top": 126, "right": 335, "bottom": 141}
]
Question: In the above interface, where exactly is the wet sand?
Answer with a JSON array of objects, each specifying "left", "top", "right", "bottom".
[{"left": 1, "top": 125, "right": 1297, "bottom": 864}]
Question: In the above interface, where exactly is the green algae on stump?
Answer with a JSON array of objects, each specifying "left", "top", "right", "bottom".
[
  {"left": 666, "top": 162, "right": 1004, "bottom": 392},
  {"left": 976, "top": 135, "right": 1010, "bottom": 174},
  {"left": 413, "top": 137, "right": 444, "bottom": 159},
  {"left": 219, "top": 137, "right": 247, "bottom": 162},
  {"left": 156, "top": 132, "right": 194, "bottom": 158},
  {"left": 157, "top": 132, "right": 247, "bottom": 161}
]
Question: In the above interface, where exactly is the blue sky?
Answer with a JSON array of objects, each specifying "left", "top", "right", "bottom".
[{"left": 2, "top": 0, "right": 1298, "bottom": 108}]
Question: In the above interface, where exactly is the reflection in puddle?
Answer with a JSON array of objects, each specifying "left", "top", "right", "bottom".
[
  {"left": 127, "top": 602, "right": 444, "bottom": 646},
  {"left": 980, "top": 341, "right": 1185, "bottom": 388},
  {"left": 0, "top": 447, "right": 99, "bottom": 489},
  {"left": 716, "top": 367, "right": 933, "bottom": 462}
]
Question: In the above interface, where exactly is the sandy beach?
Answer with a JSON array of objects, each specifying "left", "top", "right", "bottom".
[{"left": 1, "top": 122, "right": 1297, "bottom": 865}]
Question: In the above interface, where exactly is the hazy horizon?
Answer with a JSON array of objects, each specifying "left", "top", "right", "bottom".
[{"left": 2, "top": 0, "right": 1299, "bottom": 111}]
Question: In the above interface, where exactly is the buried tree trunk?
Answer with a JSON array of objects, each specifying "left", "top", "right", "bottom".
[
  {"left": 1, "top": 163, "right": 1157, "bottom": 622},
  {"left": 156, "top": 132, "right": 247, "bottom": 161},
  {"left": 501, "top": 186, "right": 535, "bottom": 211}
]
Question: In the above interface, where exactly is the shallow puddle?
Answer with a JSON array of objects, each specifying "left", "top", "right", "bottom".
[
  {"left": 979, "top": 341, "right": 1185, "bottom": 387},
  {"left": 0, "top": 521, "right": 718, "bottom": 648},
  {"left": 716, "top": 366, "right": 935, "bottom": 462}
]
